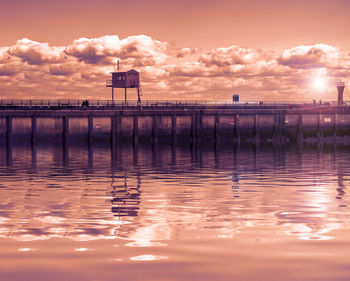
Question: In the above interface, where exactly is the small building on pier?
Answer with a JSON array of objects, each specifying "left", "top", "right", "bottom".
[{"left": 106, "top": 69, "right": 141, "bottom": 103}]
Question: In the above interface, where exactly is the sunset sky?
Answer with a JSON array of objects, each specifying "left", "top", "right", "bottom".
[{"left": 1, "top": 0, "right": 349, "bottom": 101}]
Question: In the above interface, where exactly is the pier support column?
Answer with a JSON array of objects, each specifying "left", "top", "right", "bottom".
[
  {"left": 297, "top": 114, "right": 303, "bottom": 146},
  {"left": 31, "top": 116, "right": 37, "bottom": 143},
  {"left": 88, "top": 116, "right": 93, "bottom": 144},
  {"left": 116, "top": 115, "right": 122, "bottom": 140},
  {"left": 191, "top": 114, "right": 197, "bottom": 144},
  {"left": 273, "top": 113, "right": 282, "bottom": 145},
  {"left": 171, "top": 115, "right": 177, "bottom": 145},
  {"left": 280, "top": 112, "right": 285, "bottom": 143},
  {"left": 63, "top": 116, "right": 68, "bottom": 144},
  {"left": 333, "top": 113, "right": 338, "bottom": 145},
  {"left": 254, "top": 114, "right": 260, "bottom": 146},
  {"left": 198, "top": 111, "right": 203, "bottom": 141},
  {"left": 273, "top": 113, "right": 278, "bottom": 145},
  {"left": 214, "top": 114, "right": 220, "bottom": 145},
  {"left": 133, "top": 115, "right": 138, "bottom": 146},
  {"left": 6, "top": 116, "right": 12, "bottom": 145},
  {"left": 153, "top": 114, "right": 158, "bottom": 144},
  {"left": 235, "top": 114, "right": 240, "bottom": 145},
  {"left": 111, "top": 115, "right": 116, "bottom": 146},
  {"left": 317, "top": 113, "right": 323, "bottom": 147},
  {"left": 111, "top": 115, "right": 118, "bottom": 170}
]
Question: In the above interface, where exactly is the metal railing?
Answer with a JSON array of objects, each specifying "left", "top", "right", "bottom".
[{"left": 0, "top": 99, "right": 345, "bottom": 110}]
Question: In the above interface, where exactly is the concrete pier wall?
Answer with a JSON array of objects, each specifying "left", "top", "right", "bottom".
[
  {"left": 1, "top": 107, "right": 350, "bottom": 145},
  {"left": 137, "top": 116, "right": 153, "bottom": 137},
  {"left": 0, "top": 117, "right": 7, "bottom": 138},
  {"left": 36, "top": 117, "right": 63, "bottom": 139}
]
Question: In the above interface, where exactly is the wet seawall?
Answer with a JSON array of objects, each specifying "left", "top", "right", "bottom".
[{"left": 1, "top": 106, "right": 350, "bottom": 145}]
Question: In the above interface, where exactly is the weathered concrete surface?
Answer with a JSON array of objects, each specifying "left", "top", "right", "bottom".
[
  {"left": 12, "top": 117, "right": 31, "bottom": 141},
  {"left": 158, "top": 116, "right": 172, "bottom": 136},
  {"left": 92, "top": 117, "right": 111, "bottom": 140},
  {"left": 176, "top": 116, "right": 191, "bottom": 136},
  {"left": 68, "top": 117, "right": 88, "bottom": 140},
  {"left": 0, "top": 117, "right": 6, "bottom": 137},
  {"left": 336, "top": 114, "right": 350, "bottom": 137},
  {"left": 119, "top": 116, "right": 134, "bottom": 138},
  {"left": 257, "top": 114, "right": 275, "bottom": 139},
  {"left": 218, "top": 115, "right": 235, "bottom": 137},
  {"left": 237, "top": 115, "right": 255, "bottom": 138},
  {"left": 137, "top": 116, "right": 153, "bottom": 137},
  {"left": 36, "top": 117, "right": 63, "bottom": 139},
  {"left": 201, "top": 115, "right": 215, "bottom": 137}
]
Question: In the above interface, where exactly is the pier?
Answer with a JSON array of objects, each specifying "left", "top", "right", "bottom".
[{"left": 1, "top": 100, "right": 350, "bottom": 145}]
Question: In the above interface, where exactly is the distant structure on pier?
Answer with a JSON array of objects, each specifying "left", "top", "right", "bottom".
[
  {"left": 337, "top": 81, "right": 345, "bottom": 105},
  {"left": 106, "top": 61, "right": 141, "bottom": 103}
]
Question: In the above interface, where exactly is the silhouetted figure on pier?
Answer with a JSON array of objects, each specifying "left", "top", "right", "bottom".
[{"left": 82, "top": 100, "right": 89, "bottom": 108}]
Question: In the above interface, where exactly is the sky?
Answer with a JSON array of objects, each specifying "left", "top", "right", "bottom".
[{"left": 0, "top": 0, "right": 350, "bottom": 101}]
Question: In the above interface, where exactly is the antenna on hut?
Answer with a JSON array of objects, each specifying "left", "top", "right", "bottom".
[{"left": 117, "top": 60, "right": 120, "bottom": 71}]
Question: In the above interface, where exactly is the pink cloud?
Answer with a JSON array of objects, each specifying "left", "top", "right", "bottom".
[
  {"left": 176, "top": 47, "right": 201, "bottom": 58},
  {"left": 0, "top": 64, "right": 18, "bottom": 76},
  {"left": 278, "top": 44, "right": 339, "bottom": 69},
  {"left": 199, "top": 46, "right": 268, "bottom": 66},
  {"left": 0, "top": 47, "right": 11, "bottom": 63},
  {"left": 0, "top": 36, "right": 349, "bottom": 101},
  {"left": 65, "top": 35, "right": 168, "bottom": 66},
  {"left": 8, "top": 38, "right": 66, "bottom": 65}
]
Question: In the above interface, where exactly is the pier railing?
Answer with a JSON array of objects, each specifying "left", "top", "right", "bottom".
[{"left": 0, "top": 99, "right": 343, "bottom": 110}]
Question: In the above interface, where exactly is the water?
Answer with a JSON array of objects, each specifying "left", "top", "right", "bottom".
[{"left": 1, "top": 142, "right": 350, "bottom": 281}]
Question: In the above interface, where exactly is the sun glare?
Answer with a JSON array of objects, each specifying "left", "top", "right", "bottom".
[{"left": 312, "top": 77, "right": 327, "bottom": 91}]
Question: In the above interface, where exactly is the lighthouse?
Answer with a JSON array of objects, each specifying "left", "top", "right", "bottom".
[{"left": 337, "top": 81, "right": 345, "bottom": 105}]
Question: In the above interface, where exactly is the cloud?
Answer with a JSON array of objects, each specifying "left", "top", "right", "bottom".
[
  {"left": 65, "top": 35, "right": 168, "bottom": 66},
  {"left": 49, "top": 63, "right": 76, "bottom": 76},
  {"left": 0, "top": 47, "right": 11, "bottom": 63},
  {"left": 0, "top": 36, "right": 349, "bottom": 101},
  {"left": 176, "top": 47, "right": 201, "bottom": 58},
  {"left": 0, "top": 65, "right": 18, "bottom": 76},
  {"left": 8, "top": 38, "right": 66, "bottom": 65},
  {"left": 199, "top": 46, "right": 269, "bottom": 67},
  {"left": 278, "top": 44, "right": 339, "bottom": 69}
]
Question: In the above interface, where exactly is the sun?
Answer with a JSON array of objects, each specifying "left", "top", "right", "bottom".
[{"left": 311, "top": 77, "right": 327, "bottom": 91}]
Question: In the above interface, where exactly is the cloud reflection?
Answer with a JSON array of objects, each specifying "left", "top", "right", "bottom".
[{"left": 129, "top": 255, "right": 168, "bottom": 261}]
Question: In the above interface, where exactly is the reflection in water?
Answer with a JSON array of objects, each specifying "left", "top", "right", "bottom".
[
  {"left": 110, "top": 172, "right": 141, "bottom": 218},
  {"left": 0, "top": 142, "right": 349, "bottom": 244},
  {"left": 337, "top": 171, "right": 346, "bottom": 201},
  {"left": 1, "top": 142, "right": 350, "bottom": 281},
  {"left": 130, "top": 254, "right": 168, "bottom": 261}
]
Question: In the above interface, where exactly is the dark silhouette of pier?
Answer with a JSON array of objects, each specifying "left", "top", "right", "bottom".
[{"left": 1, "top": 99, "right": 350, "bottom": 145}]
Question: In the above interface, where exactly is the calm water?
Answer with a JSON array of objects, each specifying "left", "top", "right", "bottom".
[{"left": 1, "top": 142, "right": 350, "bottom": 281}]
